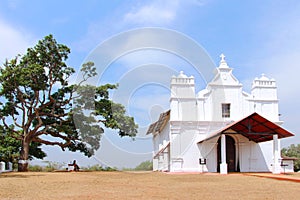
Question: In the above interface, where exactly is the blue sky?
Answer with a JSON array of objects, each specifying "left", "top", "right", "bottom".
[{"left": 1, "top": 0, "right": 300, "bottom": 168}]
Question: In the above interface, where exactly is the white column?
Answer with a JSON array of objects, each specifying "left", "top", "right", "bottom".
[
  {"left": 220, "top": 134, "right": 228, "bottom": 174},
  {"left": 273, "top": 134, "right": 281, "bottom": 174}
]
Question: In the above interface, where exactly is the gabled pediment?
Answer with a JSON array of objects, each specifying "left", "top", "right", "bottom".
[{"left": 209, "top": 68, "right": 241, "bottom": 86}]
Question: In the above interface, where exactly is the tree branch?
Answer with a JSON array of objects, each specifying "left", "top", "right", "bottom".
[{"left": 32, "top": 137, "right": 71, "bottom": 150}]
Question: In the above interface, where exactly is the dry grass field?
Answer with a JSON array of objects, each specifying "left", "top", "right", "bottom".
[{"left": 0, "top": 171, "right": 300, "bottom": 200}]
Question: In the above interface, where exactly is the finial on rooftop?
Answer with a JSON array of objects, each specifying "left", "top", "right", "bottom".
[
  {"left": 259, "top": 73, "right": 269, "bottom": 81},
  {"left": 219, "top": 53, "right": 229, "bottom": 68},
  {"left": 220, "top": 53, "right": 226, "bottom": 62},
  {"left": 177, "top": 71, "right": 188, "bottom": 78}
]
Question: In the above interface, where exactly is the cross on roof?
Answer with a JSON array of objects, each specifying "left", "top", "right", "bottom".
[{"left": 220, "top": 53, "right": 226, "bottom": 62}]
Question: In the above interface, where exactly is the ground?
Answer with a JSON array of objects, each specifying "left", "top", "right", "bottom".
[{"left": 0, "top": 171, "right": 300, "bottom": 199}]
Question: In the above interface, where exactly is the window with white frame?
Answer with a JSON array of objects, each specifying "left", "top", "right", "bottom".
[{"left": 222, "top": 103, "right": 230, "bottom": 118}]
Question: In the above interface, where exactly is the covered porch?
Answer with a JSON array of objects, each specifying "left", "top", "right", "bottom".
[{"left": 198, "top": 112, "right": 294, "bottom": 174}]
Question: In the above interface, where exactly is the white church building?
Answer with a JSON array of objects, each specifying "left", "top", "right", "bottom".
[{"left": 147, "top": 54, "right": 294, "bottom": 174}]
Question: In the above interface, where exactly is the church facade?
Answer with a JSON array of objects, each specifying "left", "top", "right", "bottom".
[{"left": 147, "top": 54, "right": 294, "bottom": 174}]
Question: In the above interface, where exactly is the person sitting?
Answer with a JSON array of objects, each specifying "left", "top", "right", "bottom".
[{"left": 68, "top": 160, "right": 80, "bottom": 171}]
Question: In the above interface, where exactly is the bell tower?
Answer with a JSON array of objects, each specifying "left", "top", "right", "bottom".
[
  {"left": 170, "top": 71, "right": 197, "bottom": 121},
  {"left": 251, "top": 74, "right": 279, "bottom": 122}
]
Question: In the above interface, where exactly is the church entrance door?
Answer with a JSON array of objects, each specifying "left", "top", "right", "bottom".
[{"left": 217, "top": 135, "right": 236, "bottom": 172}]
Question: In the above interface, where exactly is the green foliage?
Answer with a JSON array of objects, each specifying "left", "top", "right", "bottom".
[
  {"left": 121, "top": 160, "right": 153, "bottom": 171},
  {"left": 28, "top": 165, "right": 43, "bottom": 172},
  {"left": 281, "top": 144, "right": 300, "bottom": 172},
  {"left": 28, "top": 161, "right": 65, "bottom": 172},
  {"left": 83, "top": 164, "right": 104, "bottom": 171},
  {"left": 28, "top": 162, "right": 119, "bottom": 172},
  {"left": 105, "top": 166, "right": 118, "bottom": 171},
  {"left": 43, "top": 161, "right": 65, "bottom": 172},
  {"left": 134, "top": 160, "right": 153, "bottom": 171},
  {"left": 82, "top": 164, "right": 118, "bottom": 171},
  {"left": 0, "top": 127, "right": 19, "bottom": 164},
  {"left": 0, "top": 127, "right": 46, "bottom": 169},
  {"left": 94, "top": 84, "right": 138, "bottom": 138},
  {"left": 0, "top": 34, "right": 138, "bottom": 171}
]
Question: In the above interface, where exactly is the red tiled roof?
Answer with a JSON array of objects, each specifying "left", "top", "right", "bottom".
[{"left": 199, "top": 112, "right": 294, "bottom": 143}]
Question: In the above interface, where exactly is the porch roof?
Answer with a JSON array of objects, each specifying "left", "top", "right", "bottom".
[
  {"left": 153, "top": 142, "right": 170, "bottom": 159},
  {"left": 198, "top": 112, "right": 294, "bottom": 143},
  {"left": 146, "top": 110, "right": 170, "bottom": 135}
]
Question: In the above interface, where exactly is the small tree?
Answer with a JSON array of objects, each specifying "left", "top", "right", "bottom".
[
  {"left": 281, "top": 144, "right": 300, "bottom": 172},
  {"left": 135, "top": 160, "right": 153, "bottom": 171},
  {"left": 0, "top": 35, "right": 137, "bottom": 171}
]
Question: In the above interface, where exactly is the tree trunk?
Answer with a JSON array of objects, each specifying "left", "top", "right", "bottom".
[{"left": 18, "top": 140, "right": 30, "bottom": 172}]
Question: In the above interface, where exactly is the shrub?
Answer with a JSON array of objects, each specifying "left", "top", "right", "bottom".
[
  {"left": 135, "top": 160, "right": 153, "bottom": 171},
  {"left": 84, "top": 164, "right": 104, "bottom": 171},
  {"left": 82, "top": 165, "right": 117, "bottom": 171},
  {"left": 28, "top": 165, "right": 43, "bottom": 172}
]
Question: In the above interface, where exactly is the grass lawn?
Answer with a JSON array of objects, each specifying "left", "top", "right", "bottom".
[{"left": 0, "top": 171, "right": 299, "bottom": 200}]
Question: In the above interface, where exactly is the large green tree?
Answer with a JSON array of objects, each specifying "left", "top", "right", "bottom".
[
  {"left": 0, "top": 35, "right": 137, "bottom": 171},
  {"left": 281, "top": 144, "right": 300, "bottom": 172}
]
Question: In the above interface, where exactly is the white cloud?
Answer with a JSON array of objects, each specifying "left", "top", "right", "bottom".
[
  {"left": 122, "top": 0, "right": 209, "bottom": 26},
  {"left": 73, "top": 0, "right": 180, "bottom": 52},
  {"left": 123, "top": 0, "right": 179, "bottom": 26},
  {"left": 0, "top": 18, "right": 35, "bottom": 64},
  {"left": 74, "top": 0, "right": 208, "bottom": 53}
]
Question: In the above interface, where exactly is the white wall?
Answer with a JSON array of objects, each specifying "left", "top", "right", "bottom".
[{"left": 152, "top": 121, "right": 170, "bottom": 171}]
